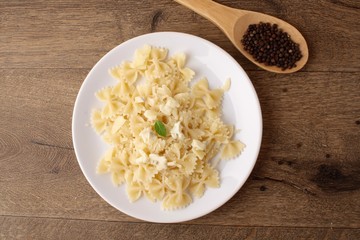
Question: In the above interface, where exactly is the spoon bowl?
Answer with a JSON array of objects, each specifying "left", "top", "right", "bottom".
[{"left": 175, "top": 0, "right": 309, "bottom": 73}]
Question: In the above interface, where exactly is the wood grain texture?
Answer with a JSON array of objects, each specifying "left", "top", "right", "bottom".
[
  {"left": 1, "top": 0, "right": 359, "bottom": 238},
  {"left": 0, "top": 0, "right": 359, "bottom": 71},
  {"left": 1, "top": 216, "right": 360, "bottom": 240},
  {"left": 0, "top": 70, "right": 359, "bottom": 227}
]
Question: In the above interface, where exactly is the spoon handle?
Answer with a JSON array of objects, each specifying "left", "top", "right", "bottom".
[{"left": 174, "top": 0, "right": 243, "bottom": 33}]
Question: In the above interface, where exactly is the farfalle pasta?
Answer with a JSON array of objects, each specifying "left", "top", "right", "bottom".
[{"left": 91, "top": 45, "right": 245, "bottom": 210}]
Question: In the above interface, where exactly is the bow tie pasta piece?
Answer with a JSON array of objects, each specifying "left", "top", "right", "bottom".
[
  {"left": 220, "top": 140, "right": 246, "bottom": 160},
  {"left": 168, "top": 53, "right": 195, "bottom": 82},
  {"left": 95, "top": 87, "right": 124, "bottom": 119},
  {"left": 189, "top": 164, "right": 219, "bottom": 198},
  {"left": 91, "top": 110, "right": 109, "bottom": 134},
  {"left": 111, "top": 81, "right": 135, "bottom": 100},
  {"left": 109, "top": 61, "right": 141, "bottom": 84},
  {"left": 145, "top": 178, "right": 165, "bottom": 202},
  {"left": 178, "top": 153, "right": 197, "bottom": 176},
  {"left": 162, "top": 191, "right": 192, "bottom": 210},
  {"left": 149, "top": 46, "right": 168, "bottom": 61},
  {"left": 91, "top": 45, "right": 245, "bottom": 210},
  {"left": 162, "top": 176, "right": 192, "bottom": 210},
  {"left": 96, "top": 147, "right": 115, "bottom": 174},
  {"left": 133, "top": 164, "right": 158, "bottom": 184},
  {"left": 133, "top": 44, "right": 151, "bottom": 69},
  {"left": 126, "top": 180, "right": 144, "bottom": 203}
]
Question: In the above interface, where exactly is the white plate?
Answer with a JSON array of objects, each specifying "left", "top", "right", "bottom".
[{"left": 72, "top": 32, "right": 262, "bottom": 223}]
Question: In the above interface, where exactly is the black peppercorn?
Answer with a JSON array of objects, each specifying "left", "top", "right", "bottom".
[{"left": 241, "top": 22, "right": 302, "bottom": 70}]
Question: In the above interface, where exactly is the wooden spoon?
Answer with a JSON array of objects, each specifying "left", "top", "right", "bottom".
[{"left": 175, "top": 0, "right": 309, "bottom": 73}]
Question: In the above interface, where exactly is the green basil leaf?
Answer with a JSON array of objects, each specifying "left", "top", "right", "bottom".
[{"left": 154, "top": 120, "right": 167, "bottom": 137}]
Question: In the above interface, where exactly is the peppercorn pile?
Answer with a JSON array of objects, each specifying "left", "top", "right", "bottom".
[{"left": 241, "top": 22, "right": 302, "bottom": 70}]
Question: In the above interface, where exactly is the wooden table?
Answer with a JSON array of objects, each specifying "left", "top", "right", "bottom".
[{"left": 1, "top": 0, "right": 359, "bottom": 239}]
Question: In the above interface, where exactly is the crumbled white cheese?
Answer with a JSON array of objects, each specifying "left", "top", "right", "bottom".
[
  {"left": 160, "top": 97, "right": 180, "bottom": 116},
  {"left": 149, "top": 154, "right": 167, "bottom": 171},
  {"left": 159, "top": 105, "right": 170, "bottom": 116},
  {"left": 192, "top": 139, "right": 206, "bottom": 151},
  {"left": 144, "top": 110, "right": 157, "bottom": 121},
  {"left": 134, "top": 96, "right": 145, "bottom": 103},
  {"left": 147, "top": 97, "right": 156, "bottom": 106},
  {"left": 170, "top": 121, "right": 184, "bottom": 140}
]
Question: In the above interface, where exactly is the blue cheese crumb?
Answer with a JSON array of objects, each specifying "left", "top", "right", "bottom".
[{"left": 149, "top": 154, "right": 167, "bottom": 171}]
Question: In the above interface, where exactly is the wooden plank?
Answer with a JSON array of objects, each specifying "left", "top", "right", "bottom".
[
  {"left": 0, "top": 1, "right": 359, "bottom": 71},
  {"left": 0, "top": 69, "right": 359, "bottom": 227},
  {"left": 0, "top": 0, "right": 120, "bottom": 69},
  {"left": 1, "top": 216, "right": 360, "bottom": 240}
]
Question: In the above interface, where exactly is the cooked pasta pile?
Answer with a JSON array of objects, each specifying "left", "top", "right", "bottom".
[{"left": 91, "top": 45, "right": 245, "bottom": 210}]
